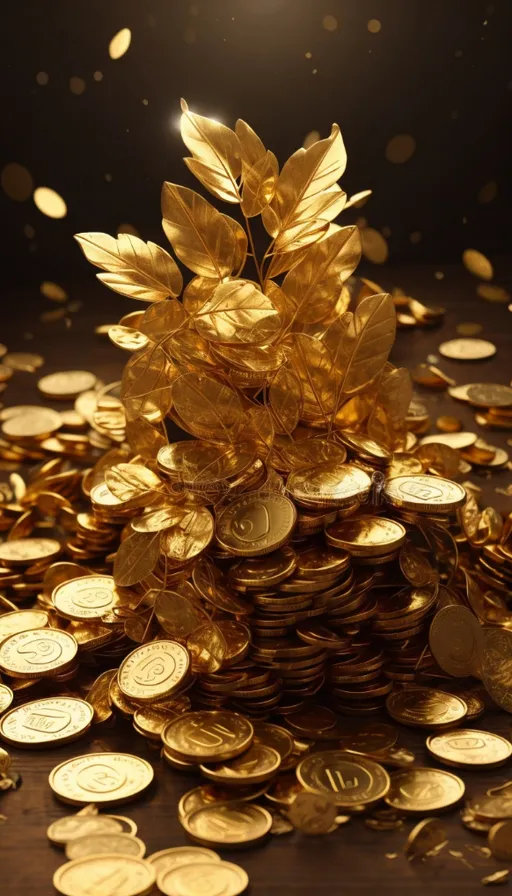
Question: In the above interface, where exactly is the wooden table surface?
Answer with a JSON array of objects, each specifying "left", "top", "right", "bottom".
[{"left": 1, "top": 260, "right": 512, "bottom": 895}]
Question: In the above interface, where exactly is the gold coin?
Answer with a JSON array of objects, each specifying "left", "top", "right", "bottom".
[
  {"left": 157, "top": 439, "right": 256, "bottom": 484},
  {"left": 52, "top": 575, "right": 122, "bottom": 621},
  {"left": 158, "top": 861, "right": 248, "bottom": 896},
  {"left": 287, "top": 791, "right": 338, "bottom": 834},
  {"left": 162, "top": 711, "right": 253, "bottom": 763},
  {"left": 337, "top": 722, "right": 399, "bottom": 754},
  {"left": 147, "top": 847, "right": 220, "bottom": 877},
  {"left": 296, "top": 750, "right": 390, "bottom": 808},
  {"left": 0, "top": 683, "right": 14, "bottom": 713},
  {"left": 47, "top": 815, "right": 124, "bottom": 848},
  {"left": 466, "top": 383, "right": 512, "bottom": 408},
  {"left": 336, "top": 431, "right": 391, "bottom": 465},
  {"left": 178, "top": 783, "right": 269, "bottom": 818},
  {"left": 118, "top": 640, "right": 190, "bottom": 703},
  {"left": 228, "top": 547, "right": 297, "bottom": 587},
  {"left": 404, "top": 817, "right": 447, "bottom": 859},
  {"left": 0, "top": 537, "right": 61, "bottom": 567},
  {"left": 439, "top": 338, "right": 496, "bottom": 361},
  {"left": 420, "top": 431, "right": 477, "bottom": 449},
  {"left": 0, "top": 609, "right": 49, "bottom": 642},
  {"left": 385, "top": 767, "right": 465, "bottom": 813},
  {"left": 426, "top": 730, "right": 512, "bottom": 768},
  {"left": 429, "top": 606, "right": 484, "bottom": 677},
  {"left": 216, "top": 492, "right": 297, "bottom": 556},
  {"left": 287, "top": 463, "right": 371, "bottom": 508},
  {"left": 1, "top": 406, "right": 61, "bottom": 440},
  {"left": 295, "top": 545, "right": 350, "bottom": 579},
  {"left": 435, "top": 415, "right": 462, "bottom": 433},
  {"left": 470, "top": 794, "right": 512, "bottom": 822},
  {"left": 489, "top": 820, "right": 512, "bottom": 860},
  {"left": 2, "top": 351, "right": 44, "bottom": 371},
  {"left": 386, "top": 687, "right": 467, "bottom": 729},
  {"left": 133, "top": 707, "right": 179, "bottom": 741},
  {"left": 49, "top": 753, "right": 154, "bottom": 806},
  {"left": 383, "top": 475, "right": 466, "bottom": 513},
  {"left": 482, "top": 629, "right": 512, "bottom": 712},
  {"left": 38, "top": 370, "right": 97, "bottom": 399},
  {"left": 252, "top": 721, "right": 294, "bottom": 762},
  {"left": 200, "top": 743, "right": 281, "bottom": 786},
  {"left": 181, "top": 802, "right": 272, "bottom": 847},
  {"left": 0, "top": 628, "right": 78, "bottom": 679},
  {"left": 325, "top": 516, "right": 406, "bottom": 556},
  {"left": 53, "top": 855, "right": 155, "bottom": 896},
  {"left": 0, "top": 696, "right": 93, "bottom": 747},
  {"left": 65, "top": 832, "right": 146, "bottom": 860}
]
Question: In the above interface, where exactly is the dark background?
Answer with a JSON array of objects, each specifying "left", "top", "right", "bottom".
[{"left": 1, "top": 0, "right": 511, "bottom": 303}]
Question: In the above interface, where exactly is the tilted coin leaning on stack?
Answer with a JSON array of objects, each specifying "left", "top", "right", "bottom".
[{"left": 1, "top": 100, "right": 512, "bottom": 890}]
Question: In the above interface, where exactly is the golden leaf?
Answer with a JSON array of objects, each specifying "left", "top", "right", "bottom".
[
  {"left": 293, "top": 185, "right": 347, "bottom": 224},
  {"left": 241, "top": 151, "right": 278, "bottom": 217},
  {"left": 333, "top": 394, "right": 373, "bottom": 430},
  {"left": 161, "top": 183, "right": 236, "bottom": 279},
  {"left": 155, "top": 589, "right": 207, "bottom": 639},
  {"left": 105, "top": 463, "right": 162, "bottom": 503},
  {"left": 182, "top": 277, "right": 219, "bottom": 315},
  {"left": 265, "top": 280, "right": 296, "bottom": 330},
  {"left": 139, "top": 299, "right": 187, "bottom": 340},
  {"left": 266, "top": 245, "right": 309, "bottom": 279},
  {"left": 269, "top": 366, "right": 303, "bottom": 435},
  {"left": 261, "top": 204, "right": 280, "bottom": 237},
  {"left": 243, "top": 404, "right": 275, "bottom": 455},
  {"left": 273, "top": 218, "right": 329, "bottom": 254},
  {"left": 282, "top": 438, "right": 347, "bottom": 470},
  {"left": 125, "top": 418, "right": 167, "bottom": 460},
  {"left": 292, "top": 333, "right": 338, "bottom": 421},
  {"left": 121, "top": 346, "right": 173, "bottom": 423},
  {"left": 235, "top": 118, "right": 267, "bottom": 178},
  {"left": 180, "top": 98, "right": 241, "bottom": 203},
  {"left": 113, "top": 530, "right": 160, "bottom": 586},
  {"left": 222, "top": 215, "right": 248, "bottom": 274},
  {"left": 75, "top": 232, "right": 183, "bottom": 301},
  {"left": 374, "top": 366, "right": 412, "bottom": 428},
  {"left": 184, "top": 157, "right": 240, "bottom": 204},
  {"left": 132, "top": 504, "right": 188, "bottom": 533},
  {"left": 366, "top": 406, "right": 396, "bottom": 449},
  {"left": 171, "top": 372, "right": 242, "bottom": 442},
  {"left": 108, "top": 325, "right": 150, "bottom": 352},
  {"left": 167, "top": 329, "right": 217, "bottom": 372},
  {"left": 345, "top": 189, "right": 372, "bottom": 209},
  {"left": 273, "top": 125, "right": 347, "bottom": 230},
  {"left": 338, "top": 293, "right": 396, "bottom": 396},
  {"left": 158, "top": 439, "right": 257, "bottom": 485},
  {"left": 187, "top": 622, "right": 227, "bottom": 673},
  {"left": 161, "top": 506, "right": 214, "bottom": 561},
  {"left": 211, "top": 343, "right": 285, "bottom": 375},
  {"left": 282, "top": 226, "right": 361, "bottom": 324},
  {"left": 194, "top": 280, "right": 280, "bottom": 345}
]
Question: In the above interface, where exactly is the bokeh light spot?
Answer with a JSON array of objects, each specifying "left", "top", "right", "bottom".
[
  {"left": 109, "top": 28, "right": 132, "bottom": 60},
  {"left": 33, "top": 187, "right": 67, "bottom": 219},
  {"left": 1, "top": 163, "right": 33, "bottom": 201}
]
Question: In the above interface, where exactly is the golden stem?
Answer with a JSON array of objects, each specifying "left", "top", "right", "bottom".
[{"left": 243, "top": 214, "right": 264, "bottom": 290}]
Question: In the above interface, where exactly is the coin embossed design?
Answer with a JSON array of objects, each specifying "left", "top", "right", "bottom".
[
  {"left": 0, "top": 628, "right": 78, "bottom": 679},
  {"left": 429, "top": 606, "right": 484, "bottom": 678},
  {"left": 158, "top": 861, "right": 248, "bottom": 896},
  {"left": 216, "top": 492, "right": 297, "bottom": 556},
  {"left": 118, "top": 640, "right": 190, "bottom": 703},
  {"left": 385, "top": 767, "right": 465, "bottom": 813},
  {"left": 181, "top": 802, "right": 272, "bottom": 847},
  {"left": 426, "top": 730, "right": 512, "bottom": 768},
  {"left": 162, "top": 711, "right": 254, "bottom": 763},
  {"left": 53, "top": 854, "right": 155, "bottom": 896},
  {"left": 384, "top": 475, "right": 466, "bottom": 513},
  {"left": 0, "top": 697, "right": 93, "bottom": 747},
  {"left": 296, "top": 750, "right": 390, "bottom": 808},
  {"left": 49, "top": 753, "right": 154, "bottom": 805},
  {"left": 52, "top": 575, "right": 122, "bottom": 621},
  {"left": 287, "top": 463, "right": 371, "bottom": 508},
  {"left": 386, "top": 687, "right": 468, "bottom": 729},
  {"left": 482, "top": 629, "right": 512, "bottom": 713}
]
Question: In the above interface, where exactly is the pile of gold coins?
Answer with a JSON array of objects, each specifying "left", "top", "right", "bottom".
[
  {"left": 47, "top": 802, "right": 250, "bottom": 896},
  {"left": 1, "top": 101, "right": 512, "bottom": 894}
]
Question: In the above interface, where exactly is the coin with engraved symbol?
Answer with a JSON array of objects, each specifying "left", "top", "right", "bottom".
[
  {"left": 158, "top": 861, "right": 248, "bottom": 896},
  {"left": 429, "top": 606, "right": 484, "bottom": 678},
  {"left": 181, "top": 802, "right": 272, "bottom": 847},
  {"left": 52, "top": 575, "right": 122, "bottom": 621},
  {"left": 216, "top": 492, "right": 297, "bottom": 557},
  {"left": 53, "top": 854, "right": 155, "bottom": 896},
  {"left": 296, "top": 750, "right": 390, "bottom": 808},
  {"left": 162, "top": 711, "right": 254, "bottom": 763},
  {"left": 0, "top": 628, "right": 78, "bottom": 679},
  {"left": 386, "top": 687, "right": 468, "bottom": 729},
  {"left": 49, "top": 753, "right": 154, "bottom": 806},
  {"left": 385, "top": 767, "right": 465, "bottom": 813},
  {"left": 0, "top": 697, "right": 93, "bottom": 747},
  {"left": 287, "top": 463, "right": 371, "bottom": 508},
  {"left": 118, "top": 640, "right": 190, "bottom": 703},
  {"left": 426, "top": 730, "right": 512, "bottom": 769},
  {"left": 383, "top": 475, "right": 466, "bottom": 513}
]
